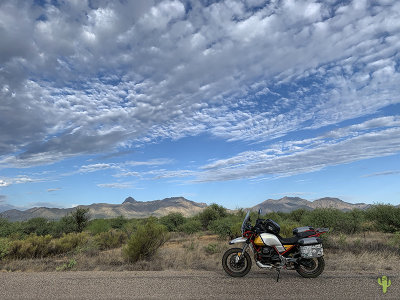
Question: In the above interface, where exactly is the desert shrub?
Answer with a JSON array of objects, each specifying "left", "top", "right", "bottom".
[
  {"left": 340, "top": 209, "right": 365, "bottom": 234},
  {"left": 366, "top": 204, "right": 400, "bottom": 233},
  {"left": 204, "top": 243, "right": 220, "bottom": 255},
  {"left": 94, "top": 229, "right": 127, "bottom": 250},
  {"left": 110, "top": 216, "right": 128, "bottom": 230},
  {"left": 300, "top": 208, "right": 344, "bottom": 232},
  {"left": 0, "top": 238, "right": 11, "bottom": 259},
  {"left": 8, "top": 234, "right": 53, "bottom": 259},
  {"left": 122, "top": 218, "right": 148, "bottom": 236},
  {"left": 22, "top": 218, "right": 54, "bottom": 236},
  {"left": 123, "top": 220, "right": 169, "bottom": 263},
  {"left": 51, "top": 208, "right": 90, "bottom": 237},
  {"left": 71, "top": 208, "right": 90, "bottom": 232},
  {"left": 56, "top": 258, "right": 77, "bottom": 271},
  {"left": 197, "top": 204, "right": 227, "bottom": 229},
  {"left": 263, "top": 212, "right": 284, "bottom": 224},
  {"left": 0, "top": 218, "right": 14, "bottom": 237},
  {"left": 209, "top": 215, "right": 242, "bottom": 238},
  {"left": 53, "top": 215, "right": 78, "bottom": 237},
  {"left": 279, "top": 221, "right": 301, "bottom": 237},
  {"left": 389, "top": 232, "right": 400, "bottom": 252},
  {"left": 177, "top": 219, "right": 202, "bottom": 234},
  {"left": 51, "top": 232, "right": 91, "bottom": 254},
  {"left": 288, "top": 209, "right": 309, "bottom": 223},
  {"left": 87, "top": 219, "right": 112, "bottom": 235},
  {"left": 160, "top": 212, "right": 186, "bottom": 232}
]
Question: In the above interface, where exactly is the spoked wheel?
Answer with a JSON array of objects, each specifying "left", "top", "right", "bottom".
[
  {"left": 222, "top": 247, "right": 252, "bottom": 277},
  {"left": 296, "top": 256, "right": 325, "bottom": 278}
]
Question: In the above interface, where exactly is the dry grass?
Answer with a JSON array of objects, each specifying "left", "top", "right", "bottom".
[{"left": 1, "top": 231, "right": 399, "bottom": 273}]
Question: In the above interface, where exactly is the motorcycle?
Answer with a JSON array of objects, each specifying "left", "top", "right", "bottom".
[{"left": 222, "top": 210, "right": 329, "bottom": 281}]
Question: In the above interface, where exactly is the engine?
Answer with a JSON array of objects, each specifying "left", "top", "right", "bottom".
[{"left": 259, "top": 246, "right": 280, "bottom": 264}]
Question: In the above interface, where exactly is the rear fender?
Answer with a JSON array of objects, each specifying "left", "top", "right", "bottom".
[{"left": 229, "top": 237, "right": 247, "bottom": 245}]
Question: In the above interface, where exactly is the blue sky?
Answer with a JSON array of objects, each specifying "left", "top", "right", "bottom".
[{"left": 1, "top": 0, "right": 400, "bottom": 211}]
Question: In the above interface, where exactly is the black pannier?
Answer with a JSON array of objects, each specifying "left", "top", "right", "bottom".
[
  {"left": 298, "top": 237, "right": 322, "bottom": 246},
  {"left": 265, "top": 219, "right": 280, "bottom": 234},
  {"left": 293, "top": 226, "right": 316, "bottom": 238}
]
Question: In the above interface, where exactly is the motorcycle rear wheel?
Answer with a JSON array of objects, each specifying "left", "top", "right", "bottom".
[
  {"left": 296, "top": 256, "right": 325, "bottom": 278},
  {"left": 222, "top": 247, "right": 252, "bottom": 277}
]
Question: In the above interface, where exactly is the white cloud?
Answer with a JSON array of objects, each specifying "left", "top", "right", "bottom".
[
  {"left": 125, "top": 159, "right": 173, "bottom": 167},
  {"left": 78, "top": 163, "right": 120, "bottom": 173},
  {"left": 0, "top": 179, "right": 9, "bottom": 187},
  {"left": 97, "top": 182, "right": 134, "bottom": 189},
  {"left": 362, "top": 170, "right": 400, "bottom": 178},
  {"left": 0, "top": 0, "right": 399, "bottom": 169},
  {"left": 0, "top": 175, "right": 42, "bottom": 187},
  {"left": 196, "top": 121, "right": 400, "bottom": 182},
  {"left": 146, "top": 169, "right": 196, "bottom": 180}
]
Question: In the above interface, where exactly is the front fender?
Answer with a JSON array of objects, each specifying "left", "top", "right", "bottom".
[{"left": 229, "top": 237, "right": 247, "bottom": 245}]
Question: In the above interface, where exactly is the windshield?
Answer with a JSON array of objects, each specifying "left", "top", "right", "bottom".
[{"left": 241, "top": 211, "right": 251, "bottom": 234}]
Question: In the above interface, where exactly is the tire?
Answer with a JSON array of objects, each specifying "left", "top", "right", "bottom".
[
  {"left": 296, "top": 256, "right": 325, "bottom": 278},
  {"left": 222, "top": 247, "right": 252, "bottom": 277}
]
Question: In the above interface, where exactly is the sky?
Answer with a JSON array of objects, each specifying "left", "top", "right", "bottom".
[{"left": 0, "top": 0, "right": 400, "bottom": 211}]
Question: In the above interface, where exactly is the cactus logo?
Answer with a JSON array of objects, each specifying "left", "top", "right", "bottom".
[{"left": 377, "top": 276, "right": 391, "bottom": 294}]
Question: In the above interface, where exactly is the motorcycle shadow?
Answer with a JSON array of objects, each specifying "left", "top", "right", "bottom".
[{"left": 218, "top": 268, "right": 301, "bottom": 280}]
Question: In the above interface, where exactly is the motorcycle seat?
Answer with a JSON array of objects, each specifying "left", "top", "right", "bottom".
[{"left": 277, "top": 235, "right": 299, "bottom": 245}]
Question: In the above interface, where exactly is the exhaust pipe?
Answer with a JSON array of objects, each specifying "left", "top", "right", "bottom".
[{"left": 256, "top": 261, "right": 273, "bottom": 269}]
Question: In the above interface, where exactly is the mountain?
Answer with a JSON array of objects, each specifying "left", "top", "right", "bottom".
[
  {"left": 0, "top": 203, "right": 18, "bottom": 213},
  {"left": 0, "top": 197, "right": 207, "bottom": 222},
  {"left": 251, "top": 196, "right": 370, "bottom": 213}
]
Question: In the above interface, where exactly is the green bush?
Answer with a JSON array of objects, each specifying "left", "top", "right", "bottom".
[
  {"left": 177, "top": 219, "right": 202, "bottom": 234},
  {"left": 94, "top": 229, "right": 127, "bottom": 250},
  {"left": 300, "top": 208, "right": 344, "bottom": 231},
  {"left": 366, "top": 204, "right": 400, "bottom": 233},
  {"left": 51, "top": 208, "right": 90, "bottom": 237},
  {"left": 288, "top": 209, "right": 309, "bottom": 223},
  {"left": 198, "top": 204, "right": 227, "bottom": 229},
  {"left": 204, "top": 243, "right": 220, "bottom": 255},
  {"left": 264, "top": 212, "right": 284, "bottom": 224},
  {"left": 208, "top": 216, "right": 242, "bottom": 238},
  {"left": 123, "top": 220, "right": 169, "bottom": 263},
  {"left": 341, "top": 209, "right": 365, "bottom": 234},
  {"left": 110, "top": 216, "right": 128, "bottom": 230},
  {"left": 160, "top": 212, "right": 186, "bottom": 232},
  {"left": 8, "top": 234, "right": 53, "bottom": 259},
  {"left": 56, "top": 258, "right": 77, "bottom": 271},
  {"left": 0, "top": 238, "right": 11, "bottom": 259},
  {"left": 0, "top": 218, "right": 15, "bottom": 238},
  {"left": 279, "top": 221, "right": 301, "bottom": 237},
  {"left": 87, "top": 219, "right": 112, "bottom": 235},
  {"left": 51, "top": 232, "right": 91, "bottom": 255},
  {"left": 53, "top": 215, "right": 78, "bottom": 237},
  {"left": 22, "top": 218, "right": 54, "bottom": 236},
  {"left": 71, "top": 208, "right": 90, "bottom": 232}
]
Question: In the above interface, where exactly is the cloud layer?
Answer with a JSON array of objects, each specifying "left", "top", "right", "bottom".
[{"left": 0, "top": 0, "right": 399, "bottom": 183}]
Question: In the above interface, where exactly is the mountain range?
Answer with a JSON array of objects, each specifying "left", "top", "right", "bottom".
[
  {"left": 0, "top": 196, "right": 374, "bottom": 222},
  {"left": 0, "top": 197, "right": 207, "bottom": 222},
  {"left": 250, "top": 196, "right": 370, "bottom": 213}
]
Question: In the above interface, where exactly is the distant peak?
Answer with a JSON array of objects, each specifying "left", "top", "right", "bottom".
[
  {"left": 280, "top": 196, "right": 305, "bottom": 201},
  {"left": 123, "top": 197, "right": 137, "bottom": 204},
  {"left": 314, "top": 197, "right": 343, "bottom": 202}
]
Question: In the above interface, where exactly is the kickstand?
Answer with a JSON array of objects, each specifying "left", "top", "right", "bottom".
[{"left": 276, "top": 268, "right": 280, "bottom": 282}]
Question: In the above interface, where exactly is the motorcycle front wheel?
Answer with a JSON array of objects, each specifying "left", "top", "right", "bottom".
[
  {"left": 296, "top": 256, "right": 325, "bottom": 278},
  {"left": 222, "top": 247, "right": 252, "bottom": 277}
]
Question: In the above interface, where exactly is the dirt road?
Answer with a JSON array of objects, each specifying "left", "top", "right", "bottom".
[{"left": 0, "top": 270, "right": 398, "bottom": 299}]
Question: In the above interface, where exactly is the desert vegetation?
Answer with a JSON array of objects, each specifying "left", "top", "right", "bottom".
[{"left": 0, "top": 204, "right": 399, "bottom": 272}]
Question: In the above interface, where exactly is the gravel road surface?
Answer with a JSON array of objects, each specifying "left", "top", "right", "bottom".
[{"left": 1, "top": 270, "right": 399, "bottom": 299}]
